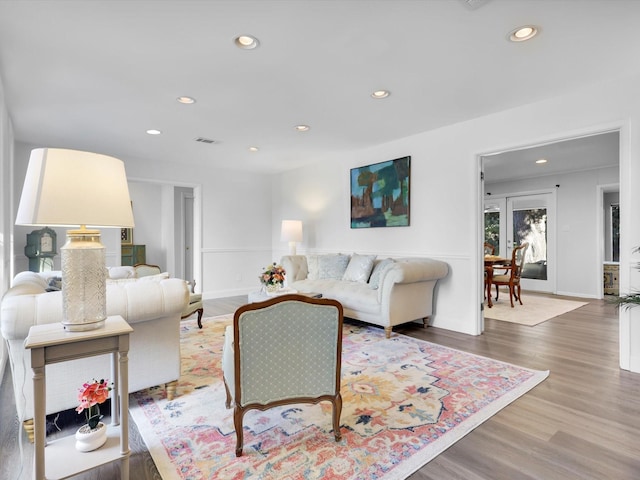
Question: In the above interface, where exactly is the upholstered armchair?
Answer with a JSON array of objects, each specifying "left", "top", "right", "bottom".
[
  {"left": 134, "top": 264, "right": 203, "bottom": 328},
  {"left": 222, "top": 294, "right": 344, "bottom": 457}
]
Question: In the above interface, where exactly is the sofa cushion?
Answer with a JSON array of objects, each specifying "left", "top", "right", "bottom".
[
  {"left": 317, "top": 254, "right": 350, "bottom": 280},
  {"left": 290, "top": 279, "right": 380, "bottom": 315},
  {"left": 342, "top": 253, "right": 376, "bottom": 283},
  {"left": 368, "top": 258, "right": 395, "bottom": 289}
]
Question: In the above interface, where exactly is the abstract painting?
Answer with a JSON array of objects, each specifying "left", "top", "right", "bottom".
[{"left": 350, "top": 156, "right": 410, "bottom": 228}]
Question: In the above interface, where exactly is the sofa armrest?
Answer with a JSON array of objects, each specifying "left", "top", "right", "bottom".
[
  {"left": 378, "top": 258, "right": 449, "bottom": 302},
  {"left": 385, "top": 258, "right": 449, "bottom": 284}
]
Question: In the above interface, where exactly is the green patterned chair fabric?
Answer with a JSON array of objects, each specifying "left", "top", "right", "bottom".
[{"left": 222, "top": 294, "right": 343, "bottom": 457}]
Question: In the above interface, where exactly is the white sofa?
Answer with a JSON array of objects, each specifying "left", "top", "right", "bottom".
[
  {"left": 281, "top": 254, "right": 448, "bottom": 338},
  {"left": 0, "top": 267, "right": 189, "bottom": 441}
]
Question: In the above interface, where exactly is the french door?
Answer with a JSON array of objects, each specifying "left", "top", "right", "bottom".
[{"left": 484, "top": 191, "right": 556, "bottom": 293}]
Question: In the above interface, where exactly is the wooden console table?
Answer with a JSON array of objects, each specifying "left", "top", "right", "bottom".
[{"left": 25, "top": 316, "right": 133, "bottom": 480}]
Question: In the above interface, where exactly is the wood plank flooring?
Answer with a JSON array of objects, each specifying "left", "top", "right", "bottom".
[{"left": 1, "top": 294, "right": 638, "bottom": 479}]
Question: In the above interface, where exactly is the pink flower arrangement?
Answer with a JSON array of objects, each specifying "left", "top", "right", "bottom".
[
  {"left": 76, "top": 379, "right": 112, "bottom": 429},
  {"left": 259, "top": 262, "right": 286, "bottom": 287}
]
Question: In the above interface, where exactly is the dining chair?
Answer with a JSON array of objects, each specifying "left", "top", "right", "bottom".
[
  {"left": 490, "top": 242, "right": 529, "bottom": 307},
  {"left": 222, "top": 294, "right": 344, "bottom": 457},
  {"left": 483, "top": 242, "right": 495, "bottom": 256}
]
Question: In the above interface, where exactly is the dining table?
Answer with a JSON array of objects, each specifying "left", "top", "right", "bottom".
[{"left": 484, "top": 255, "right": 510, "bottom": 308}]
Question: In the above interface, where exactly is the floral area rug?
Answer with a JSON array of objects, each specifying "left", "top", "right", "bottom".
[{"left": 129, "top": 316, "right": 548, "bottom": 479}]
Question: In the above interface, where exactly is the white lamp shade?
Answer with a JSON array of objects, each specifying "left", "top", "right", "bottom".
[
  {"left": 16, "top": 148, "right": 135, "bottom": 228},
  {"left": 280, "top": 220, "right": 303, "bottom": 242}
]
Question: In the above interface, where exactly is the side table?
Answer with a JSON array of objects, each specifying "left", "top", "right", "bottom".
[{"left": 25, "top": 315, "right": 133, "bottom": 480}]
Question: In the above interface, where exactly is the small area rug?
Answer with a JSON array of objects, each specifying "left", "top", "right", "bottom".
[
  {"left": 485, "top": 291, "right": 588, "bottom": 326},
  {"left": 130, "top": 316, "right": 548, "bottom": 479}
]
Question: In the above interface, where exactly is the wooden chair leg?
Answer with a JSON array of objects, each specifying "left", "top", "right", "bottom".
[
  {"left": 333, "top": 393, "right": 343, "bottom": 442},
  {"left": 196, "top": 308, "right": 204, "bottom": 329},
  {"left": 509, "top": 284, "right": 515, "bottom": 307},
  {"left": 234, "top": 406, "right": 245, "bottom": 457},
  {"left": 517, "top": 283, "right": 523, "bottom": 305},
  {"left": 223, "top": 379, "right": 232, "bottom": 409}
]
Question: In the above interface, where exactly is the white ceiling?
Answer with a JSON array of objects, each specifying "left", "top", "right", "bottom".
[
  {"left": 483, "top": 131, "right": 620, "bottom": 183},
  {"left": 0, "top": 0, "right": 637, "bottom": 174}
]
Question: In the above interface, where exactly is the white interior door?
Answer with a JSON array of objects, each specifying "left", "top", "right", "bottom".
[{"left": 485, "top": 191, "right": 556, "bottom": 293}]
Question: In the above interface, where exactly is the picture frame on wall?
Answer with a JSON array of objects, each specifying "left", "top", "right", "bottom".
[
  {"left": 121, "top": 227, "right": 133, "bottom": 245},
  {"left": 350, "top": 156, "right": 410, "bottom": 228}
]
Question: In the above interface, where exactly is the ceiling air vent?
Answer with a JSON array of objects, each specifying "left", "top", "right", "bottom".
[
  {"left": 194, "top": 137, "right": 216, "bottom": 144},
  {"left": 458, "top": 0, "right": 490, "bottom": 10}
]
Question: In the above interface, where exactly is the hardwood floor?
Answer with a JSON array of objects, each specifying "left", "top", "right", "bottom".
[{"left": 2, "top": 294, "right": 638, "bottom": 479}]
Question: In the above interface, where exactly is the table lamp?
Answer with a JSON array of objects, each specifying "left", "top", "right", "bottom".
[
  {"left": 281, "top": 220, "right": 303, "bottom": 255},
  {"left": 16, "top": 148, "right": 135, "bottom": 331}
]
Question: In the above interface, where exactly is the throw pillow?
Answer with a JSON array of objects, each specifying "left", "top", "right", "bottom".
[
  {"left": 307, "top": 255, "right": 320, "bottom": 280},
  {"left": 317, "top": 254, "right": 350, "bottom": 280},
  {"left": 368, "top": 258, "right": 395, "bottom": 289},
  {"left": 342, "top": 253, "right": 376, "bottom": 283}
]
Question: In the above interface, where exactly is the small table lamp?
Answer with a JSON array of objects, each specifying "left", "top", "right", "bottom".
[
  {"left": 281, "top": 220, "right": 303, "bottom": 255},
  {"left": 15, "top": 148, "right": 135, "bottom": 331}
]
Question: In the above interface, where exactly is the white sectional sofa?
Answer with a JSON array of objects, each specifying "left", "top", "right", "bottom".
[
  {"left": 281, "top": 254, "right": 448, "bottom": 338},
  {"left": 0, "top": 267, "right": 189, "bottom": 441}
]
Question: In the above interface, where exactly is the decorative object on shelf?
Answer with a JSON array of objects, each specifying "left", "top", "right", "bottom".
[
  {"left": 75, "top": 378, "right": 112, "bottom": 452},
  {"left": 280, "top": 220, "right": 303, "bottom": 255},
  {"left": 25, "top": 226, "right": 57, "bottom": 272},
  {"left": 121, "top": 227, "right": 133, "bottom": 245},
  {"left": 350, "top": 155, "right": 411, "bottom": 228},
  {"left": 259, "top": 262, "right": 286, "bottom": 292},
  {"left": 15, "top": 148, "right": 135, "bottom": 332}
]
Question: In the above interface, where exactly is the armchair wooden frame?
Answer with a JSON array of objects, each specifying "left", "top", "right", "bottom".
[
  {"left": 490, "top": 243, "right": 529, "bottom": 308},
  {"left": 223, "top": 294, "right": 344, "bottom": 457}
]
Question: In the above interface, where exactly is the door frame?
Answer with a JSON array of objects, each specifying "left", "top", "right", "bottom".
[
  {"left": 477, "top": 125, "right": 623, "bottom": 335},
  {"left": 484, "top": 189, "right": 557, "bottom": 294}
]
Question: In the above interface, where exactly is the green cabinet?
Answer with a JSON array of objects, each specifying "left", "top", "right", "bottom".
[{"left": 121, "top": 244, "right": 146, "bottom": 266}]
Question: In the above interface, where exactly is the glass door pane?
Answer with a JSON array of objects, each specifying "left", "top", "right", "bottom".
[
  {"left": 507, "top": 192, "right": 555, "bottom": 293},
  {"left": 512, "top": 207, "right": 547, "bottom": 280}
]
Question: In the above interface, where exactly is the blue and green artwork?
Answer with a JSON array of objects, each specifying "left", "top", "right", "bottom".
[{"left": 350, "top": 156, "right": 410, "bottom": 228}]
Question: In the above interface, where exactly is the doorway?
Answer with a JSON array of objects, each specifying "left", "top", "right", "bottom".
[
  {"left": 481, "top": 130, "right": 620, "bottom": 311},
  {"left": 484, "top": 192, "right": 556, "bottom": 293}
]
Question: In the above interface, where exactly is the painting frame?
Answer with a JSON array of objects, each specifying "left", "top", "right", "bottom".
[{"left": 350, "top": 156, "right": 410, "bottom": 229}]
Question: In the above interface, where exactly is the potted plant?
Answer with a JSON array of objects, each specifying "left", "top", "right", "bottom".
[{"left": 75, "top": 378, "right": 112, "bottom": 452}]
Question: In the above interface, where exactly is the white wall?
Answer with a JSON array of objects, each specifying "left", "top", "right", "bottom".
[
  {"left": 120, "top": 157, "right": 274, "bottom": 299},
  {"left": 0, "top": 74, "right": 13, "bottom": 379},
  {"left": 127, "top": 181, "right": 165, "bottom": 267},
  {"left": 486, "top": 165, "right": 619, "bottom": 298},
  {"left": 272, "top": 72, "right": 640, "bottom": 373}
]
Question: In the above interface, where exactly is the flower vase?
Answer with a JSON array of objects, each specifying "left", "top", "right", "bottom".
[
  {"left": 266, "top": 284, "right": 281, "bottom": 294},
  {"left": 75, "top": 422, "right": 107, "bottom": 452}
]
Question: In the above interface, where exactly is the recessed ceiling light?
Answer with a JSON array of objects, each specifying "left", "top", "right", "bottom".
[
  {"left": 146, "top": 129, "right": 162, "bottom": 135},
  {"left": 371, "top": 90, "right": 390, "bottom": 99},
  {"left": 295, "top": 125, "right": 310, "bottom": 132},
  {"left": 536, "top": 158, "right": 547, "bottom": 164},
  {"left": 509, "top": 25, "right": 539, "bottom": 42},
  {"left": 249, "top": 146, "right": 259, "bottom": 152},
  {"left": 177, "top": 96, "right": 196, "bottom": 104},
  {"left": 234, "top": 35, "right": 260, "bottom": 50}
]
